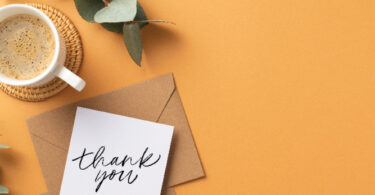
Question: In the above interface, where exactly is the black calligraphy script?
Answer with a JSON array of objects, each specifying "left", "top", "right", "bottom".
[{"left": 71, "top": 146, "right": 161, "bottom": 192}]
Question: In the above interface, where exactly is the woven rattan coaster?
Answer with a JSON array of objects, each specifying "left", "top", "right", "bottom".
[{"left": 0, "top": 3, "right": 83, "bottom": 102}]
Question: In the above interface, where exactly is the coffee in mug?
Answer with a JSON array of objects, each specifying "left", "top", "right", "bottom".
[
  {"left": 0, "top": 4, "right": 85, "bottom": 91},
  {"left": 0, "top": 14, "right": 55, "bottom": 80}
]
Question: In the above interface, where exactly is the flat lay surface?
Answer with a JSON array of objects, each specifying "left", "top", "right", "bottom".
[{"left": 0, "top": 0, "right": 375, "bottom": 194}]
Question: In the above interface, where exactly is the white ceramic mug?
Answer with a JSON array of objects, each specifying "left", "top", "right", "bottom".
[{"left": 0, "top": 4, "right": 86, "bottom": 91}]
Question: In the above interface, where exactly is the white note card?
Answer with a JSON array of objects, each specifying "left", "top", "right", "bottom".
[{"left": 60, "top": 107, "right": 174, "bottom": 195}]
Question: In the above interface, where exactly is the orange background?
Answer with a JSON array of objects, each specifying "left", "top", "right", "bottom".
[{"left": 1, "top": 0, "right": 375, "bottom": 194}]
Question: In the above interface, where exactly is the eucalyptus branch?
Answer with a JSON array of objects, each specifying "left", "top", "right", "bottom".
[
  {"left": 74, "top": 0, "right": 174, "bottom": 65},
  {"left": 127, "top": 20, "right": 175, "bottom": 25}
]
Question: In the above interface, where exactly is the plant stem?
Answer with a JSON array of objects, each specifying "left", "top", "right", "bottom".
[{"left": 102, "top": 0, "right": 110, "bottom": 6}]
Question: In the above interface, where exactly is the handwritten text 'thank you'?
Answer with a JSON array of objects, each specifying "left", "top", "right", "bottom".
[{"left": 72, "top": 146, "right": 161, "bottom": 192}]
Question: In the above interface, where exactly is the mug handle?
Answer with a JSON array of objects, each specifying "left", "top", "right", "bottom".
[{"left": 55, "top": 66, "right": 86, "bottom": 91}]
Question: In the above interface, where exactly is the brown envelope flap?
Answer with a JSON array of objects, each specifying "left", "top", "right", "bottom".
[
  {"left": 159, "top": 90, "right": 205, "bottom": 187},
  {"left": 27, "top": 73, "right": 175, "bottom": 151},
  {"left": 164, "top": 188, "right": 176, "bottom": 195},
  {"left": 31, "top": 134, "right": 67, "bottom": 195}
]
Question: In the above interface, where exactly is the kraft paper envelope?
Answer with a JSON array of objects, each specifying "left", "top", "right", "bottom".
[{"left": 27, "top": 73, "right": 204, "bottom": 195}]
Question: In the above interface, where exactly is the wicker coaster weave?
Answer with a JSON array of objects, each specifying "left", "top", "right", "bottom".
[{"left": 0, "top": 3, "right": 83, "bottom": 102}]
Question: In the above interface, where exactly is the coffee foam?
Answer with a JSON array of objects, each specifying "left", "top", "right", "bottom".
[{"left": 0, "top": 14, "right": 55, "bottom": 80}]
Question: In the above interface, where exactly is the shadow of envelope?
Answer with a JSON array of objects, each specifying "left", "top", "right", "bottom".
[{"left": 26, "top": 73, "right": 205, "bottom": 195}]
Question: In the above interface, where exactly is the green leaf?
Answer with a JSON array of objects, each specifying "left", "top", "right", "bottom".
[
  {"left": 0, "top": 144, "right": 9, "bottom": 149},
  {"left": 135, "top": 2, "right": 148, "bottom": 28},
  {"left": 123, "top": 23, "right": 142, "bottom": 66},
  {"left": 74, "top": 0, "right": 104, "bottom": 22},
  {"left": 101, "top": 2, "right": 148, "bottom": 33},
  {"left": 0, "top": 185, "right": 8, "bottom": 194},
  {"left": 101, "top": 23, "right": 124, "bottom": 33},
  {"left": 94, "top": 0, "right": 137, "bottom": 23}
]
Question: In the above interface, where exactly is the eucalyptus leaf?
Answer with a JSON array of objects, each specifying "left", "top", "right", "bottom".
[
  {"left": 123, "top": 23, "right": 142, "bottom": 66},
  {"left": 101, "top": 2, "right": 148, "bottom": 33},
  {"left": 135, "top": 2, "right": 148, "bottom": 28},
  {"left": 94, "top": 0, "right": 137, "bottom": 23},
  {"left": 0, "top": 185, "right": 8, "bottom": 194},
  {"left": 74, "top": 0, "right": 104, "bottom": 22},
  {"left": 101, "top": 23, "right": 124, "bottom": 33},
  {"left": 0, "top": 144, "right": 9, "bottom": 149}
]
